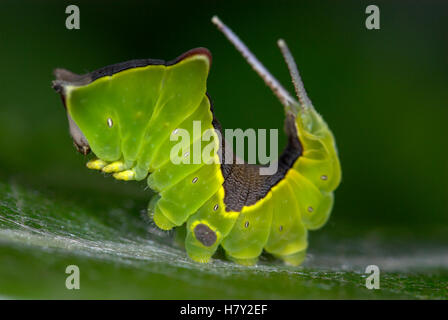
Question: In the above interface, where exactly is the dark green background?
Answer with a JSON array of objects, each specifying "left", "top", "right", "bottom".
[{"left": 0, "top": 0, "right": 447, "bottom": 299}]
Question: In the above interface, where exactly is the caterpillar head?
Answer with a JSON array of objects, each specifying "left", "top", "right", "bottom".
[
  {"left": 52, "top": 66, "right": 126, "bottom": 162},
  {"left": 53, "top": 68, "right": 92, "bottom": 156}
]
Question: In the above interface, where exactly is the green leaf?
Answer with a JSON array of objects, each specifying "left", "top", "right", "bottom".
[{"left": 1, "top": 180, "right": 447, "bottom": 299}]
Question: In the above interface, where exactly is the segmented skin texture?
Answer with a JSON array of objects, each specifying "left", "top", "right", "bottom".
[{"left": 53, "top": 48, "right": 341, "bottom": 266}]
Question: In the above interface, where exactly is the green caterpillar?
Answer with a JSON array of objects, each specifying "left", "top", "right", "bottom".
[{"left": 52, "top": 17, "right": 341, "bottom": 266}]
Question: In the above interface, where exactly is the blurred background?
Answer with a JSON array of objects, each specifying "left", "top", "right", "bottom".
[{"left": 0, "top": 0, "right": 447, "bottom": 299}]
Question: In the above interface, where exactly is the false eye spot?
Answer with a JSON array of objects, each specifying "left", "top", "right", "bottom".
[
  {"left": 213, "top": 204, "right": 219, "bottom": 211},
  {"left": 320, "top": 175, "right": 328, "bottom": 181},
  {"left": 244, "top": 221, "right": 249, "bottom": 228},
  {"left": 192, "top": 177, "right": 198, "bottom": 183},
  {"left": 194, "top": 223, "right": 217, "bottom": 247},
  {"left": 107, "top": 118, "right": 113, "bottom": 128},
  {"left": 307, "top": 206, "right": 314, "bottom": 213}
]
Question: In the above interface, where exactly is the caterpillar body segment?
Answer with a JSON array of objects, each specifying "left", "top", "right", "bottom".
[
  {"left": 264, "top": 178, "right": 308, "bottom": 257},
  {"left": 156, "top": 161, "right": 224, "bottom": 227},
  {"left": 185, "top": 188, "right": 239, "bottom": 263},
  {"left": 53, "top": 18, "right": 341, "bottom": 266}
]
